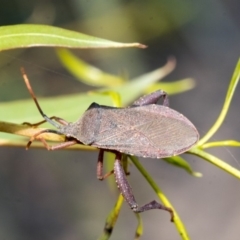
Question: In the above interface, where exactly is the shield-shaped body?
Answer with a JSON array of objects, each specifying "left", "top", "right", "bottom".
[{"left": 64, "top": 102, "right": 198, "bottom": 158}]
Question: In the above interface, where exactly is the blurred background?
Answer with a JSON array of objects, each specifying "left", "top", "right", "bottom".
[{"left": 0, "top": 0, "right": 240, "bottom": 239}]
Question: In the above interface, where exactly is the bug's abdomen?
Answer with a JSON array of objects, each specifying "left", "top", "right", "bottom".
[{"left": 91, "top": 105, "right": 199, "bottom": 158}]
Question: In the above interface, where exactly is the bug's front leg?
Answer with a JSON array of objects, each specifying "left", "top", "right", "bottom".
[
  {"left": 114, "top": 152, "right": 174, "bottom": 222},
  {"left": 26, "top": 129, "right": 78, "bottom": 150},
  {"left": 23, "top": 116, "right": 69, "bottom": 128},
  {"left": 132, "top": 90, "right": 169, "bottom": 107}
]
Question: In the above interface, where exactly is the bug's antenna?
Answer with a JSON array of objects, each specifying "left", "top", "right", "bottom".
[{"left": 21, "top": 68, "right": 61, "bottom": 129}]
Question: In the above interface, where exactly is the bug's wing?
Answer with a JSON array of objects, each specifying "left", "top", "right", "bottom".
[{"left": 92, "top": 105, "right": 199, "bottom": 158}]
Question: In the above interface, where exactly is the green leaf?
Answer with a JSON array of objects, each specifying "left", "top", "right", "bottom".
[
  {"left": 198, "top": 58, "right": 240, "bottom": 145},
  {"left": 0, "top": 24, "right": 146, "bottom": 51},
  {"left": 129, "top": 156, "right": 190, "bottom": 240},
  {"left": 56, "top": 49, "right": 125, "bottom": 87},
  {"left": 146, "top": 78, "right": 195, "bottom": 95},
  {"left": 98, "top": 194, "right": 124, "bottom": 240},
  {"left": 164, "top": 156, "right": 202, "bottom": 177},
  {"left": 202, "top": 140, "right": 240, "bottom": 149},
  {"left": 112, "top": 58, "right": 176, "bottom": 105},
  {"left": 93, "top": 91, "right": 122, "bottom": 107},
  {"left": 56, "top": 49, "right": 195, "bottom": 94},
  {"left": 189, "top": 147, "right": 240, "bottom": 179},
  {"left": 134, "top": 213, "right": 143, "bottom": 240}
]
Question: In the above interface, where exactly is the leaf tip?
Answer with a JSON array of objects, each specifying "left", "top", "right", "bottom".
[
  {"left": 192, "top": 172, "right": 202, "bottom": 177},
  {"left": 138, "top": 43, "right": 148, "bottom": 49}
]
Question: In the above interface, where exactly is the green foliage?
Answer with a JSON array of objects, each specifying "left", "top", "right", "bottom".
[
  {"left": 189, "top": 59, "right": 240, "bottom": 179},
  {"left": 0, "top": 24, "right": 239, "bottom": 240},
  {"left": 0, "top": 24, "right": 146, "bottom": 51}
]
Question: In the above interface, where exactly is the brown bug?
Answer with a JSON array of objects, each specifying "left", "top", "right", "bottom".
[{"left": 21, "top": 68, "right": 199, "bottom": 222}]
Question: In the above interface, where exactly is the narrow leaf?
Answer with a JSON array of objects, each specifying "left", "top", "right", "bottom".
[
  {"left": 56, "top": 49, "right": 125, "bottom": 87},
  {"left": 198, "top": 59, "right": 240, "bottom": 145},
  {"left": 202, "top": 140, "right": 240, "bottom": 149},
  {"left": 189, "top": 148, "right": 240, "bottom": 179},
  {"left": 129, "top": 156, "right": 190, "bottom": 240},
  {"left": 98, "top": 194, "right": 124, "bottom": 240},
  {"left": 164, "top": 156, "right": 202, "bottom": 177},
  {"left": 0, "top": 24, "right": 146, "bottom": 52}
]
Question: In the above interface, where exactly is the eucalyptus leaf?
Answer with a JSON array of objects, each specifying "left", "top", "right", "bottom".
[
  {"left": 164, "top": 156, "right": 202, "bottom": 177},
  {"left": 0, "top": 24, "right": 146, "bottom": 52},
  {"left": 56, "top": 49, "right": 125, "bottom": 87}
]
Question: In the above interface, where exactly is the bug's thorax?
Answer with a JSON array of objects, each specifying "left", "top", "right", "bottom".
[{"left": 59, "top": 104, "right": 102, "bottom": 145}]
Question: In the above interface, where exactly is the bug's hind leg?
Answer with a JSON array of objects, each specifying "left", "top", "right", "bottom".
[
  {"left": 132, "top": 90, "right": 169, "bottom": 107},
  {"left": 97, "top": 149, "right": 114, "bottom": 180},
  {"left": 133, "top": 200, "right": 174, "bottom": 222},
  {"left": 97, "top": 150, "right": 131, "bottom": 181},
  {"left": 114, "top": 152, "right": 174, "bottom": 222}
]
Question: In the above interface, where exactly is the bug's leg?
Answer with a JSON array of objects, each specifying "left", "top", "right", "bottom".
[
  {"left": 39, "top": 138, "right": 78, "bottom": 150},
  {"left": 23, "top": 116, "right": 69, "bottom": 127},
  {"left": 132, "top": 90, "right": 169, "bottom": 107},
  {"left": 114, "top": 152, "right": 174, "bottom": 222},
  {"left": 26, "top": 129, "right": 63, "bottom": 149},
  {"left": 21, "top": 68, "right": 67, "bottom": 129},
  {"left": 97, "top": 149, "right": 114, "bottom": 180},
  {"left": 26, "top": 129, "right": 77, "bottom": 150},
  {"left": 122, "top": 155, "right": 130, "bottom": 176},
  {"left": 134, "top": 200, "right": 174, "bottom": 222}
]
